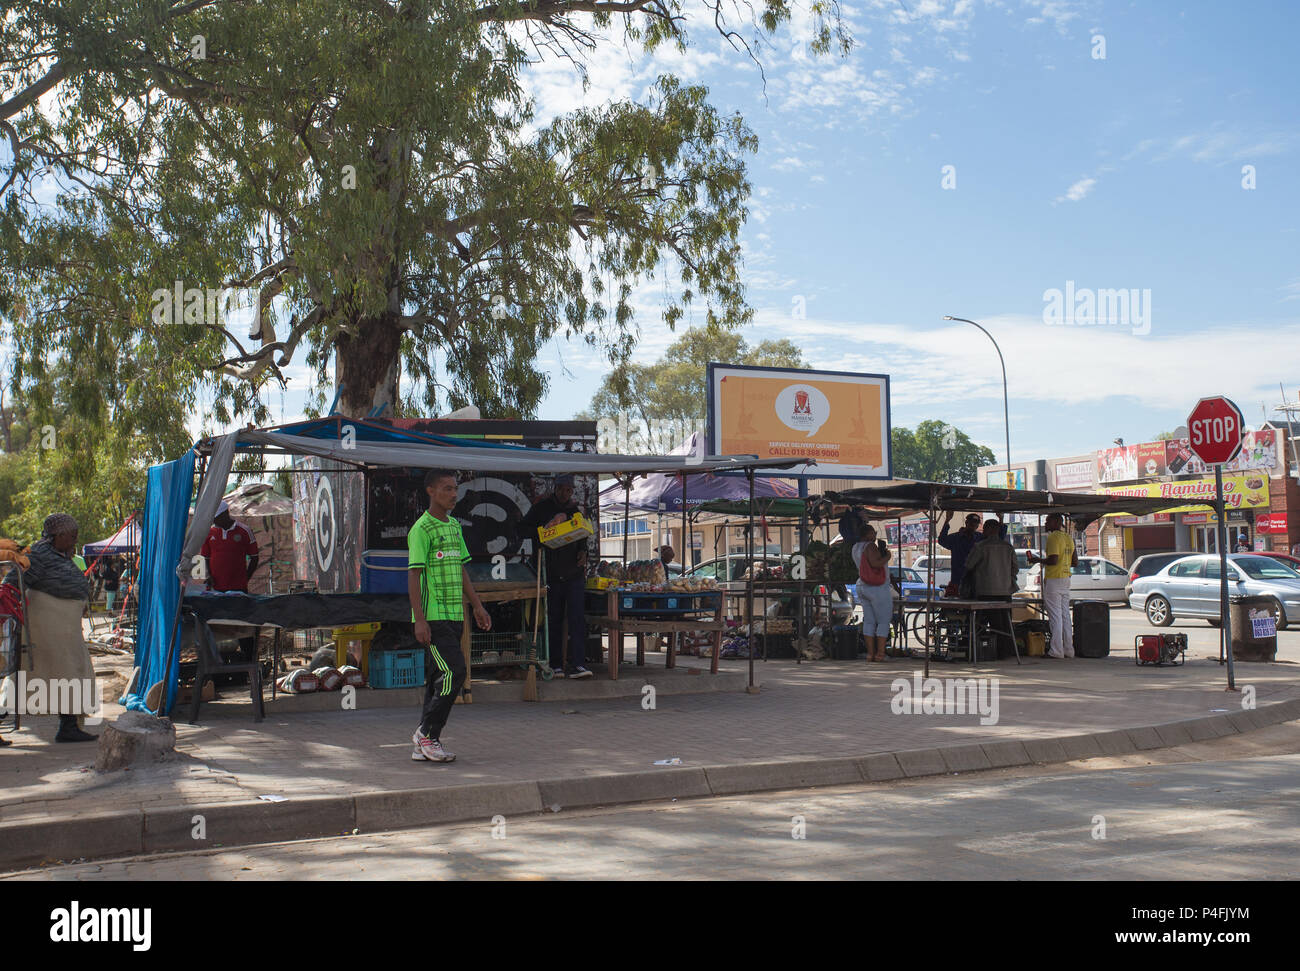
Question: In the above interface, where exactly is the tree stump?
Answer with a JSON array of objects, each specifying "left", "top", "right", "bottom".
[{"left": 94, "top": 711, "right": 177, "bottom": 772}]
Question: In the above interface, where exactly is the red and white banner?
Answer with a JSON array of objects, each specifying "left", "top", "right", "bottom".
[{"left": 1256, "top": 513, "right": 1289, "bottom": 534}]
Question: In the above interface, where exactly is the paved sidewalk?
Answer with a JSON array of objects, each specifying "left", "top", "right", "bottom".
[{"left": 2, "top": 649, "right": 1298, "bottom": 868}]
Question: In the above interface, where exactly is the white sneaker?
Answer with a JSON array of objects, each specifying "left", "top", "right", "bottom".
[{"left": 411, "top": 730, "right": 456, "bottom": 762}]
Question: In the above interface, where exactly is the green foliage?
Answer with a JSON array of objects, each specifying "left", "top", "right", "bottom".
[
  {"left": 2, "top": 0, "right": 850, "bottom": 422},
  {"left": 0, "top": 359, "right": 179, "bottom": 543},
  {"left": 581, "top": 324, "right": 806, "bottom": 423},
  {"left": 891, "top": 420, "right": 995, "bottom": 484}
]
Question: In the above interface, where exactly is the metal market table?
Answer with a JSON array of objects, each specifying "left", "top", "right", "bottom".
[
  {"left": 901, "top": 596, "right": 1047, "bottom": 672},
  {"left": 585, "top": 588, "right": 726, "bottom": 679}
]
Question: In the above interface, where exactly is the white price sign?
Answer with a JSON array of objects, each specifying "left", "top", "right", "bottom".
[{"left": 1251, "top": 615, "right": 1276, "bottom": 639}]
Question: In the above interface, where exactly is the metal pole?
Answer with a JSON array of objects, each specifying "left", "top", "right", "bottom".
[
  {"left": 798, "top": 478, "right": 809, "bottom": 548},
  {"left": 945, "top": 316, "right": 1011, "bottom": 483},
  {"left": 1216, "top": 465, "right": 1236, "bottom": 689},
  {"left": 680, "top": 473, "right": 688, "bottom": 569},
  {"left": 746, "top": 469, "right": 756, "bottom": 691},
  {"left": 621, "top": 476, "right": 631, "bottom": 569}
]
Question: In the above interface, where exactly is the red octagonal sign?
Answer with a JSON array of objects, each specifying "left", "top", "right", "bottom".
[{"left": 1187, "top": 396, "right": 1245, "bottom": 466}]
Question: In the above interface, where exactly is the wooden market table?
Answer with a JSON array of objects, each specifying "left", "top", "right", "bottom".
[
  {"left": 460, "top": 578, "right": 547, "bottom": 703},
  {"left": 184, "top": 581, "right": 548, "bottom": 706},
  {"left": 585, "top": 588, "right": 726, "bottom": 680}
]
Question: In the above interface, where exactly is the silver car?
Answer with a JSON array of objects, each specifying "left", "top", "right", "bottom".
[{"left": 1128, "top": 554, "right": 1300, "bottom": 630}]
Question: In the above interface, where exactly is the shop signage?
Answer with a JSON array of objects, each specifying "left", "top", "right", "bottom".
[
  {"left": 1054, "top": 460, "right": 1093, "bottom": 490},
  {"left": 1100, "top": 473, "right": 1268, "bottom": 509},
  {"left": 1181, "top": 512, "right": 1218, "bottom": 525},
  {"left": 1257, "top": 513, "right": 1289, "bottom": 534},
  {"left": 987, "top": 468, "right": 1026, "bottom": 490},
  {"left": 1096, "top": 429, "right": 1278, "bottom": 482},
  {"left": 1113, "top": 513, "right": 1173, "bottom": 526}
]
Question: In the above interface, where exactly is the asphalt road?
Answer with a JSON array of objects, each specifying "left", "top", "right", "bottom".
[{"left": 14, "top": 726, "right": 1300, "bottom": 881}]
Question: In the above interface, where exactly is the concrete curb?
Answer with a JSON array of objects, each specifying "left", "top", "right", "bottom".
[{"left": 4, "top": 700, "right": 1299, "bottom": 871}]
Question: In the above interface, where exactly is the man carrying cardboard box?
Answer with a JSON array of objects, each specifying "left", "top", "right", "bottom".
[{"left": 521, "top": 474, "right": 593, "bottom": 679}]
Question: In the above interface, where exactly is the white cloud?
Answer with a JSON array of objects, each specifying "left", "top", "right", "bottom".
[
  {"left": 1130, "top": 127, "right": 1295, "bottom": 165},
  {"left": 1053, "top": 176, "right": 1096, "bottom": 205},
  {"left": 737, "top": 308, "right": 1300, "bottom": 415},
  {"left": 1020, "top": 0, "right": 1081, "bottom": 34}
]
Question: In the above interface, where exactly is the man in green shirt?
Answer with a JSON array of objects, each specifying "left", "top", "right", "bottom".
[{"left": 407, "top": 469, "right": 491, "bottom": 763}]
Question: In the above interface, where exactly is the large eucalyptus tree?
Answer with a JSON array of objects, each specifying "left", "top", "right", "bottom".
[{"left": 1, "top": 0, "right": 848, "bottom": 424}]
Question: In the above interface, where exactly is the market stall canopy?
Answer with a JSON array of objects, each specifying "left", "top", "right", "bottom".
[
  {"left": 83, "top": 519, "right": 141, "bottom": 556},
  {"left": 180, "top": 426, "right": 814, "bottom": 582},
  {"left": 826, "top": 479, "right": 1214, "bottom": 529},
  {"left": 693, "top": 497, "right": 812, "bottom": 520},
  {"left": 228, "top": 428, "right": 810, "bottom": 476},
  {"left": 597, "top": 432, "right": 800, "bottom": 513}
]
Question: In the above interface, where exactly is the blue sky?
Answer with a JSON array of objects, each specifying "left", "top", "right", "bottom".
[
  {"left": 9, "top": 1, "right": 1299, "bottom": 466},
  {"left": 524, "top": 0, "right": 1300, "bottom": 462}
]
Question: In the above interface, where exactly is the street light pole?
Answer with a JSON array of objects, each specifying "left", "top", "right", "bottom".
[{"left": 945, "top": 316, "right": 1011, "bottom": 487}]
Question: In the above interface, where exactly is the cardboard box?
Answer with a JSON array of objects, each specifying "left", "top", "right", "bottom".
[{"left": 538, "top": 513, "right": 594, "bottom": 549}]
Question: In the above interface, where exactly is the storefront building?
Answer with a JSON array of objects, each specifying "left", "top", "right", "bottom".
[{"left": 979, "top": 426, "right": 1298, "bottom": 567}]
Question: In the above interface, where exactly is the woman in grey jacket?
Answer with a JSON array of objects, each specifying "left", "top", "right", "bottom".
[{"left": 9, "top": 514, "right": 97, "bottom": 742}]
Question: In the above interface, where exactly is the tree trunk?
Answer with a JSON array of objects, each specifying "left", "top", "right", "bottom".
[{"left": 335, "top": 315, "right": 402, "bottom": 419}]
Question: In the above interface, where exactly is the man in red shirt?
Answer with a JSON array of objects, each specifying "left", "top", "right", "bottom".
[
  {"left": 199, "top": 500, "right": 262, "bottom": 667},
  {"left": 200, "top": 501, "right": 260, "bottom": 592}
]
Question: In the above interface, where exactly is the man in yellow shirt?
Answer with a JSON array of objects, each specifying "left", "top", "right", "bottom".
[{"left": 1029, "top": 514, "right": 1078, "bottom": 658}]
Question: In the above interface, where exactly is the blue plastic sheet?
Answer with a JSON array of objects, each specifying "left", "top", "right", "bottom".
[{"left": 121, "top": 450, "right": 195, "bottom": 715}]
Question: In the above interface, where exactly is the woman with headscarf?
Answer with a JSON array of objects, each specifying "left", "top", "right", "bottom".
[{"left": 9, "top": 514, "right": 97, "bottom": 742}]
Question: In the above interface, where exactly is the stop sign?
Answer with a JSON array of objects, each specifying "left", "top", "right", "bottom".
[{"left": 1187, "top": 396, "right": 1245, "bottom": 466}]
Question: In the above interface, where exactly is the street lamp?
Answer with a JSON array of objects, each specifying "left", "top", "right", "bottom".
[{"left": 944, "top": 316, "right": 1011, "bottom": 488}]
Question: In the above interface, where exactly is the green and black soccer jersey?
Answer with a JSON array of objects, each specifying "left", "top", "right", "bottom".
[{"left": 408, "top": 511, "right": 471, "bottom": 622}]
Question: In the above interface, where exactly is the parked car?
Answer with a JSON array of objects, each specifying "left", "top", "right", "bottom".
[
  {"left": 1260, "top": 551, "right": 1300, "bottom": 573},
  {"left": 911, "top": 554, "right": 952, "bottom": 588},
  {"left": 1124, "top": 551, "right": 1189, "bottom": 600},
  {"left": 890, "top": 565, "right": 942, "bottom": 601},
  {"left": 683, "top": 554, "right": 786, "bottom": 592},
  {"left": 1015, "top": 548, "right": 1043, "bottom": 593},
  {"left": 1021, "top": 554, "right": 1127, "bottom": 602},
  {"left": 1128, "top": 553, "right": 1300, "bottom": 629}
]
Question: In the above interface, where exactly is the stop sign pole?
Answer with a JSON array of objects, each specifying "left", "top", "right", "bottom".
[{"left": 1187, "top": 396, "right": 1245, "bottom": 690}]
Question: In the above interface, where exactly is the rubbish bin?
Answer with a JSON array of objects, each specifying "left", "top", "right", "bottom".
[
  {"left": 1228, "top": 595, "right": 1278, "bottom": 661},
  {"left": 1072, "top": 600, "right": 1110, "bottom": 658}
]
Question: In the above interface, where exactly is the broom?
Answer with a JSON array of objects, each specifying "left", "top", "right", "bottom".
[{"left": 522, "top": 560, "right": 542, "bottom": 702}]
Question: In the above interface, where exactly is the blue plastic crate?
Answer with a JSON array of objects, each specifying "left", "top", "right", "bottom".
[{"left": 368, "top": 647, "right": 426, "bottom": 689}]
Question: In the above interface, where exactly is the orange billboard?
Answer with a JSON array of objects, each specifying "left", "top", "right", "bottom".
[{"left": 706, "top": 364, "right": 892, "bottom": 478}]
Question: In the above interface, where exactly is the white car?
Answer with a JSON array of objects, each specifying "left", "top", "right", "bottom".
[
  {"left": 914, "top": 549, "right": 1041, "bottom": 593},
  {"left": 1022, "top": 555, "right": 1129, "bottom": 602},
  {"left": 911, "top": 554, "right": 951, "bottom": 588}
]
